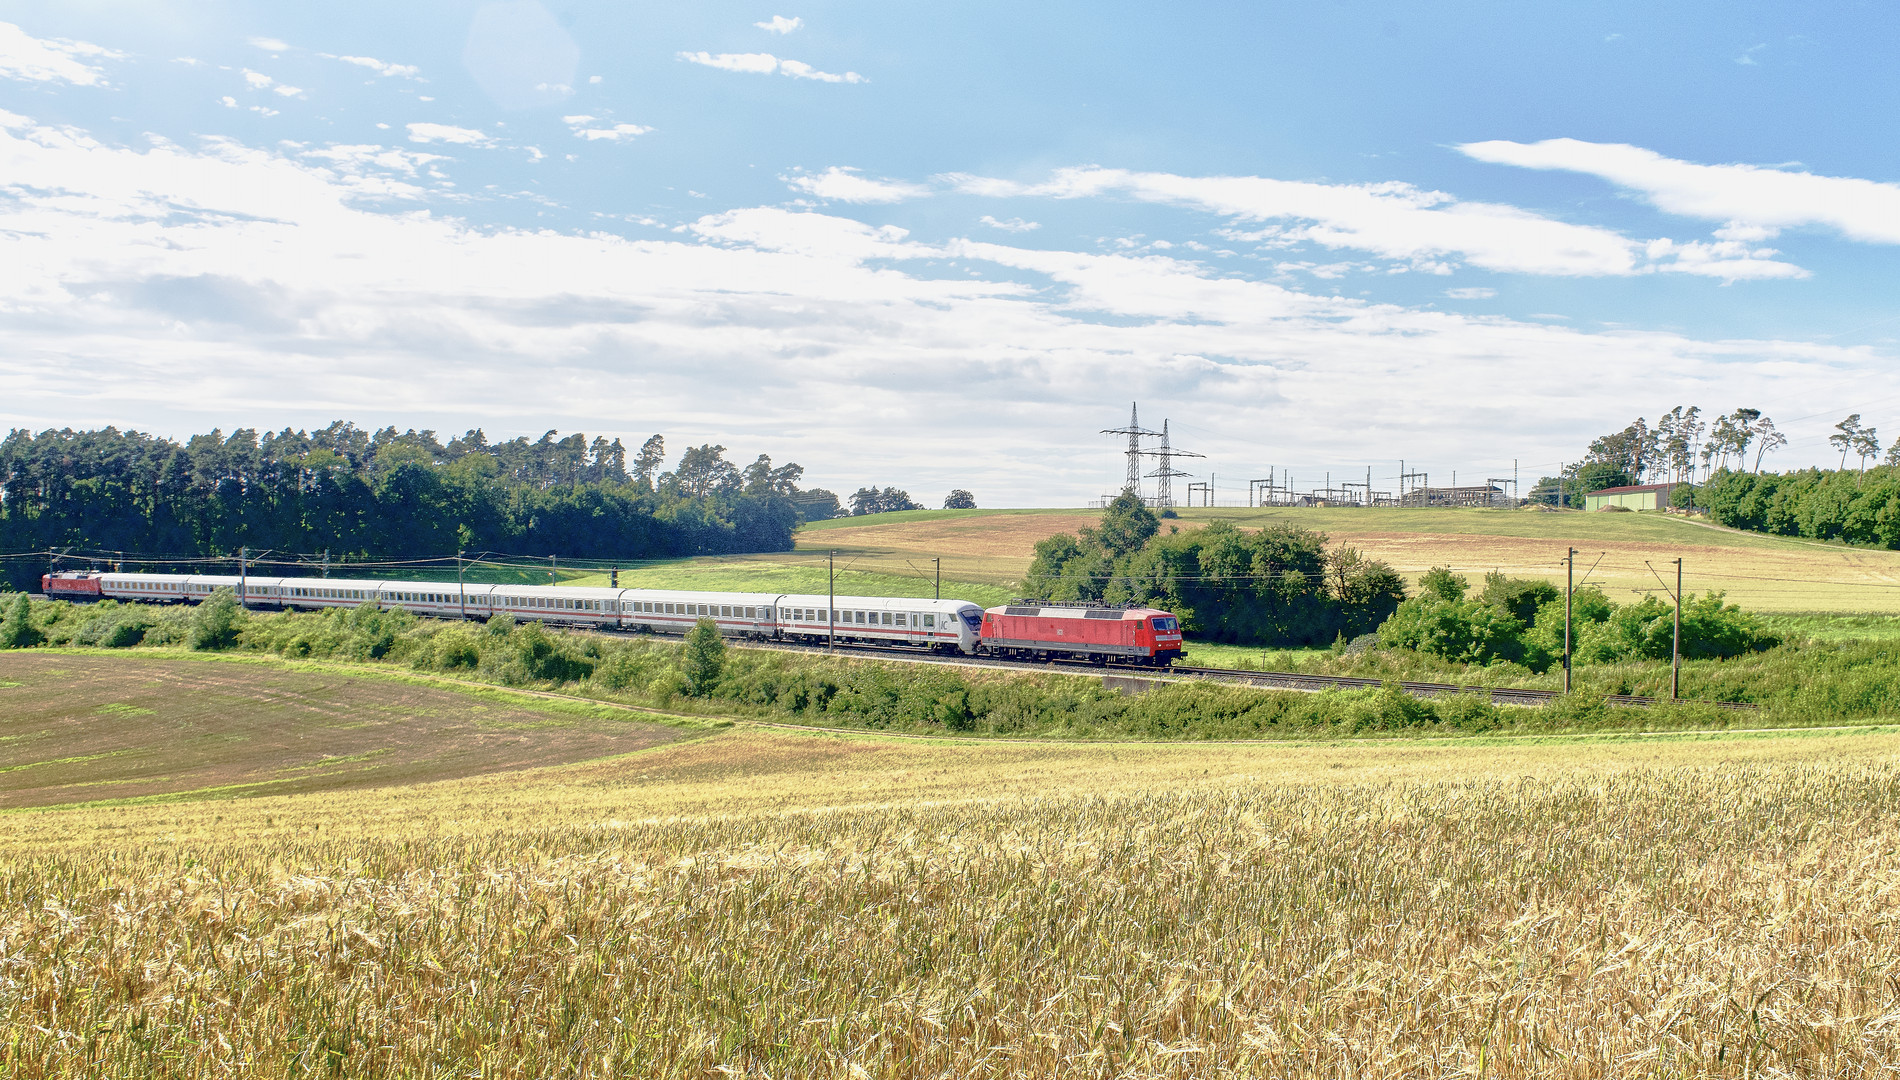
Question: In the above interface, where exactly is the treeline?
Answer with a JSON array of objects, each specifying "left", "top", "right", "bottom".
[
  {"left": 1702, "top": 466, "right": 1900, "bottom": 547},
  {"left": 1026, "top": 493, "right": 1407, "bottom": 646},
  {"left": 0, "top": 424, "right": 832, "bottom": 590}
]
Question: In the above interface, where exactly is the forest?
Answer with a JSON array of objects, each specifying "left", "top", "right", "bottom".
[{"left": 0, "top": 423, "right": 832, "bottom": 590}]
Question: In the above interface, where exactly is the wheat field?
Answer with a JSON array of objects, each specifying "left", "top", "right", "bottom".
[{"left": 7, "top": 725, "right": 1900, "bottom": 1077}]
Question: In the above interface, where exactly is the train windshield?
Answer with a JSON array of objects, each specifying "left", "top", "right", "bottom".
[
  {"left": 959, "top": 609, "right": 982, "bottom": 631},
  {"left": 1153, "top": 617, "right": 1178, "bottom": 632}
]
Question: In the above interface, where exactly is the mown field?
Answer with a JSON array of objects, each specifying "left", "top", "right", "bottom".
[
  {"left": 5, "top": 653, "right": 1900, "bottom": 1076},
  {"left": 793, "top": 506, "right": 1900, "bottom": 614},
  {"left": 558, "top": 554, "right": 1013, "bottom": 607},
  {"left": 0, "top": 653, "right": 699, "bottom": 806}
]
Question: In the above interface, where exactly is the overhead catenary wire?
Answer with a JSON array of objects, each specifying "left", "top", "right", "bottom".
[{"left": 15, "top": 546, "right": 1900, "bottom": 593}]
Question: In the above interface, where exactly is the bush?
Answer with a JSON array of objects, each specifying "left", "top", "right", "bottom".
[
  {"left": 682, "top": 618, "right": 727, "bottom": 695},
  {"left": 0, "top": 593, "right": 42, "bottom": 649},
  {"left": 188, "top": 589, "right": 243, "bottom": 651},
  {"left": 1377, "top": 594, "right": 1525, "bottom": 666},
  {"left": 1418, "top": 566, "right": 1468, "bottom": 602},
  {"left": 1479, "top": 572, "right": 1559, "bottom": 627}
]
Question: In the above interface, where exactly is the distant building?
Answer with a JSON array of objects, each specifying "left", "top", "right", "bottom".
[{"left": 1583, "top": 482, "right": 1681, "bottom": 512}]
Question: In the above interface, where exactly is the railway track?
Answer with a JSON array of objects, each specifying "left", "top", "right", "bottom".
[
  {"left": 1158, "top": 665, "right": 1759, "bottom": 711},
  {"left": 606, "top": 628, "right": 1762, "bottom": 713}
]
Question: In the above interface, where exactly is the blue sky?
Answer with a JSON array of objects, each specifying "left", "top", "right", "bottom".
[{"left": 3, "top": 1, "right": 1898, "bottom": 504}]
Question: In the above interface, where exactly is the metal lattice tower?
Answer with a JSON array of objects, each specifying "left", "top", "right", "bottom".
[
  {"left": 1140, "top": 420, "right": 1205, "bottom": 508},
  {"left": 1100, "top": 401, "right": 1161, "bottom": 498}
]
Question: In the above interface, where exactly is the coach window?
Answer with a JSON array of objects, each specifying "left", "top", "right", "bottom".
[{"left": 924, "top": 614, "right": 935, "bottom": 628}]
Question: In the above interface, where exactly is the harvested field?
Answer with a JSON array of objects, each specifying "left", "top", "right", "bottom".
[
  {"left": 0, "top": 652, "right": 694, "bottom": 807},
  {"left": 794, "top": 506, "right": 1900, "bottom": 612}
]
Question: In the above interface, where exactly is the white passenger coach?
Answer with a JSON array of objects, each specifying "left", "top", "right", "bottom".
[{"left": 66, "top": 572, "right": 984, "bottom": 654}]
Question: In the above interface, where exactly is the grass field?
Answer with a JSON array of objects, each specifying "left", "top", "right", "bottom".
[
  {"left": 0, "top": 653, "right": 697, "bottom": 807},
  {"left": 793, "top": 505, "right": 1900, "bottom": 614},
  {"left": 557, "top": 554, "right": 1013, "bottom": 606},
  {"left": 5, "top": 653, "right": 1900, "bottom": 1076}
]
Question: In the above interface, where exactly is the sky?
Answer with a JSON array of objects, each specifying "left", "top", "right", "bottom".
[{"left": 2, "top": 1, "right": 1898, "bottom": 506}]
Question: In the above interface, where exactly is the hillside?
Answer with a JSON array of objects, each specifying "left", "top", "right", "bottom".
[
  {"left": 0, "top": 653, "right": 694, "bottom": 807},
  {"left": 794, "top": 505, "right": 1900, "bottom": 613}
]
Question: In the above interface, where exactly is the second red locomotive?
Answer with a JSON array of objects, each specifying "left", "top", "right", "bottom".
[{"left": 980, "top": 601, "right": 1183, "bottom": 666}]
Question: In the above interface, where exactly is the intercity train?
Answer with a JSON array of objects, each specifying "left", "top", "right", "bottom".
[
  {"left": 39, "top": 571, "right": 1185, "bottom": 665},
  {"left": 41, "top": 571, "right": 984, "bottom": 654}
]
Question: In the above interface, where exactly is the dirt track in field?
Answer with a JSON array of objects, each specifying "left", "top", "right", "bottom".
[{"left": 0, "top": 654, "right": 690, "bottom": 808}]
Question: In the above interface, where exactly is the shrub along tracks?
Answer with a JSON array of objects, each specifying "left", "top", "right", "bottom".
[{"left": 579, "top": 623, "right": 1759, "bottom": 710}]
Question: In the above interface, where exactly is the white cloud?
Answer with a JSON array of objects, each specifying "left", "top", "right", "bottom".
[
  {"left": 0, "top": 22, "right": 120, "bottom": 86},
  {"left": 243, "top": 69, "right": 275, "bottom": 90},
  {"left": 249, "top": 37, "right": 290, "bottom": 52},
  {"left": 980, "top": 215, "right": 1040, "bottom": 232},
  {"left": 948, "top": 165, "right": 1806, "bottom": 281},
  {"left": 1460, "top": 138, "right": 1900, "bottom": 246},
  {"left": 678, "top": 50, "right": 865, "bottom": 83},
  {"left": 336, "top": 54, "right": 423, "bottom": 79},
  {"left": 566, "top": 117, "right": 653, "bottom": 142},
  {"left": 679, "top": 51, "right": 779, "bottom": 74},
  {"left": 784, "top": 166, "right": 928, "bottom": 203},
  {"left": 775, "top": 59, "right": 863, "bottom": 83},
  {"left": 1444, "top": 287, "right": 1495, "bottom": 299},
  {"left": 272, "top": 83, "right": 304, "bottom": 98},
  {"left": 218, "top": 95, "right": 238, "bottom": 108},
  {"left": 405, "top": 122, "right": 496, "bottom": 147},
  {"left": 301, "top": 143, "right": 447, "bottom": 189},
  {"left": 0, "top": 108, "right": 1886, "bottom": 505},
  {"left": 755, "top": 15, "right": 803, "bottom": 34}
]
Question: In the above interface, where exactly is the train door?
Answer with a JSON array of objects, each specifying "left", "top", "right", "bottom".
[{"left": 906, "top": 609, "right": 926, "bottom": 645}]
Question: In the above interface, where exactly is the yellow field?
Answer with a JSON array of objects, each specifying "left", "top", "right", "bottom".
[
  {"left": 796, "top": 506, "right": 1900, "bottom": 613},
  {"left": 10, "top": 692, "right": 1900, "bottom": 1076}
]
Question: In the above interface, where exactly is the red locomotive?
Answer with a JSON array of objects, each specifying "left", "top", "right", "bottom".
[
  {"left": 40, "top": 571, "right": 105, "bottom": 600},
  {"left": 979, "top": 601, "right": 1183, "bottom": 666}
]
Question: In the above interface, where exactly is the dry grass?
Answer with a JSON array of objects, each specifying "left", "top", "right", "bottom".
[
  {"left": 7, "top": 720, "right": 1900, "bottom": 1076},
  {"left": 797, "top": 507, "right": 1900, "bottom": 613}
]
